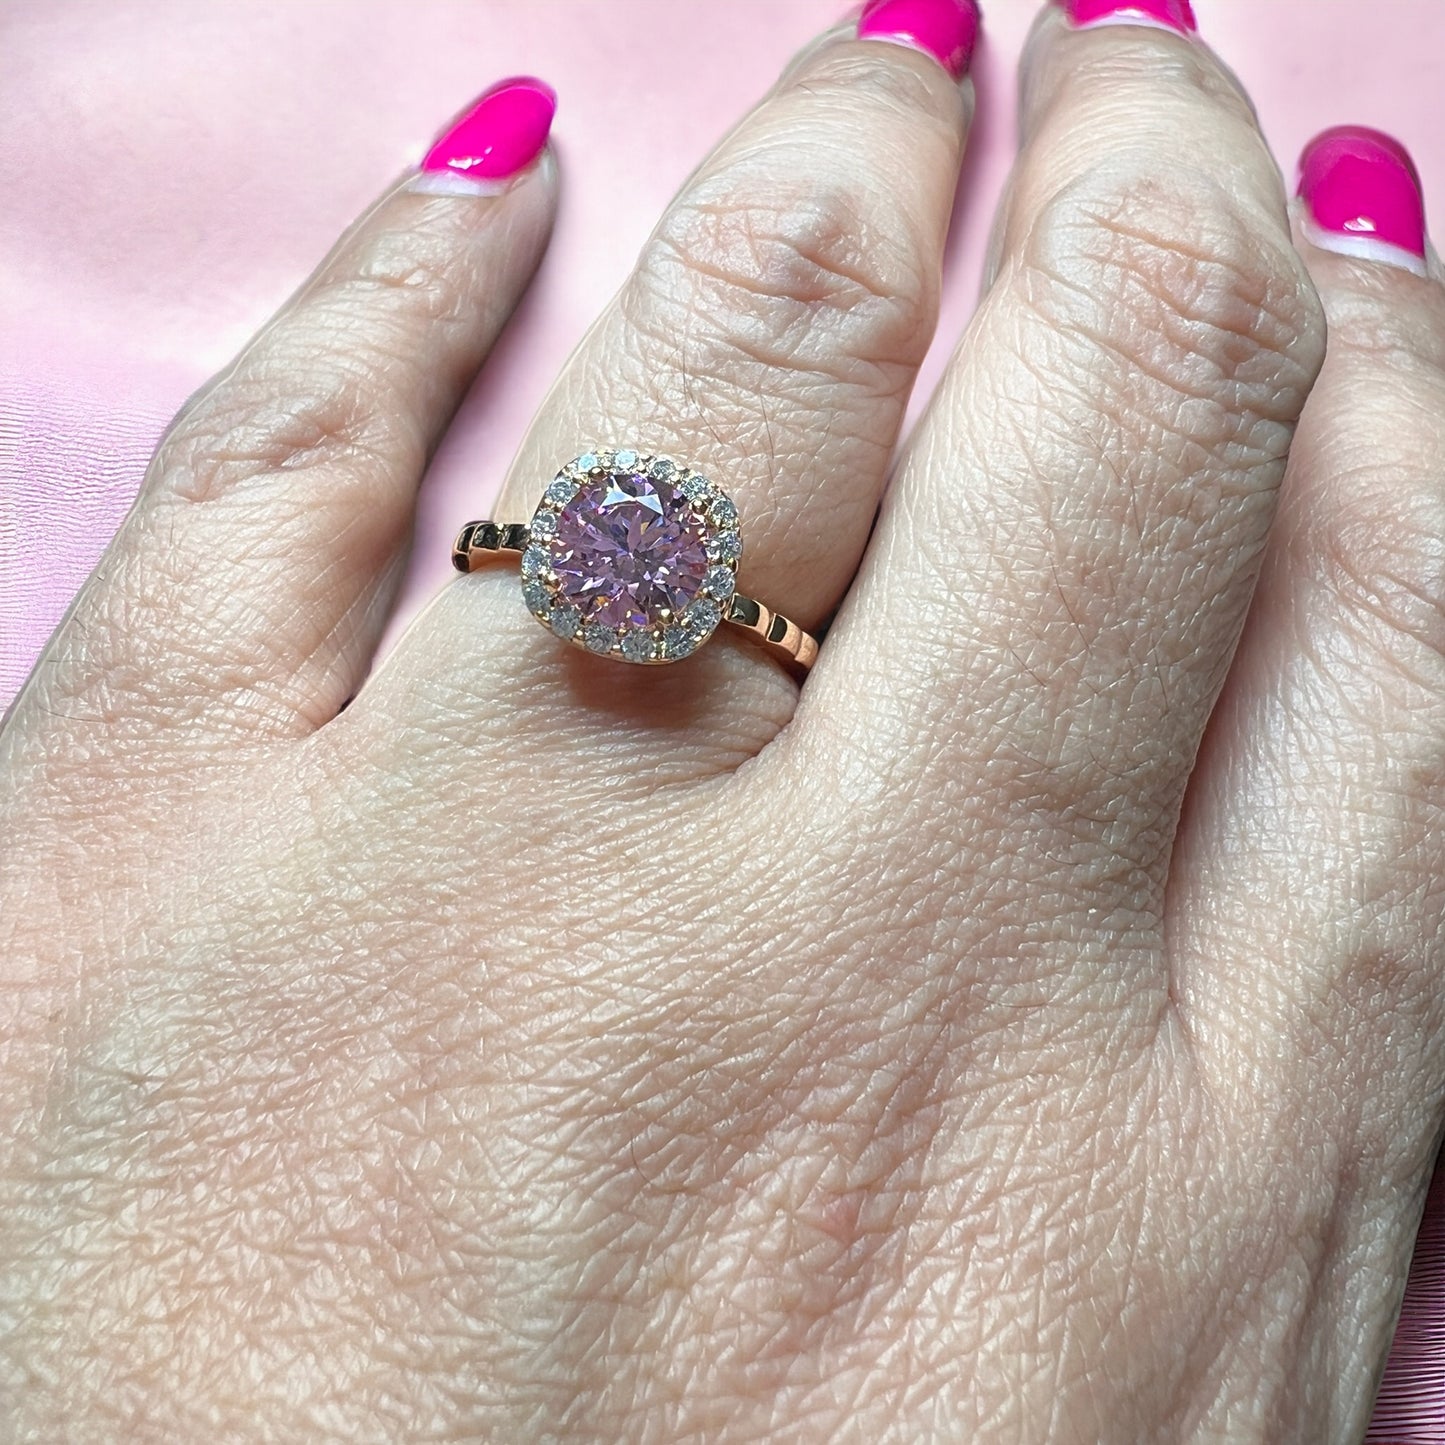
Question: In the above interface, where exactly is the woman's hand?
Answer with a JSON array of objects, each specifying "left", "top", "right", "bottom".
[{"left": 4, "top": 2, "right": 1443, "bottom": 1438}]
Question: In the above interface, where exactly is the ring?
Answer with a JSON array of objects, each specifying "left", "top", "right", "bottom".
[{"left": 452, "top": 448, "right": 819, "bottom": 673}]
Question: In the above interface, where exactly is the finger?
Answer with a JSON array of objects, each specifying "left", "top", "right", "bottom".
[
  {"left": 4, "top": 78, "right": 557, "bottom": 756},
  {"left": 359, "top": 2, "right": 977, "bottom": 763},
  {"left": 1169, "top": 130, "right": 1445, "bottom": 1218},
  {"left": 793, "top": 2, "right": 1325, "bottom": 962}
]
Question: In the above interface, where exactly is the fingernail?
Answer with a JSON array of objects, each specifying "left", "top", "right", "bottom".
[
  {"left": 1297, "top": 126, "right": 1429, "bottom": 278},
  {"left": 1056, "top": 0, "right": 1196, "bottom": 35},
  {"left": 415, "top": 76, "right": 556, "bottom": 195},
  {"left": 856, "top": 0, "right": 981, "bottom": 80}
]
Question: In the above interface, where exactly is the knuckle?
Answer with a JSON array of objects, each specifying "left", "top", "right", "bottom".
[
  {"left": 1314, "top": 454, "right": 1445, "bottom": 677},
  {"left": 794, "top": 42, "right": 959, "bottom": 132},
  {"left": 321, "top": 222, "right": 472, "bottom": 331},
  {"left": 156, "top": 360, "right": 413, "bottom": 507},
  {"left": 1009, "top": 165, "right": 1324, "bottom": 435},
  {"left": 1047, "top": 36, "right": 1256, "bottom": 128},
  {"left": 1305, "top": 302, "right": 1445, "bottom": 678},
  {"left": 632, "top": 176, "right": 937, "bottom": 380},
  {"left": 1318, "top": 280, "right": 1445, "bottom": 376},
  {"left": 153, "top": 224, "right": 464, "bottom": 507}
]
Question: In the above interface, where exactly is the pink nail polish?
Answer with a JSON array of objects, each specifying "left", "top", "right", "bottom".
[
  {"left": 1057, "top": 0, "right": 1196, "bottom": 35},
  {"left": 1297, "top": 126, "right": 1429, "bottom": 277},
  {"left": 417, "top": 76, "right": 556, "bottom": 194},
  {"left": 857, "top": 0, "right": 981, "bottom": 80}
]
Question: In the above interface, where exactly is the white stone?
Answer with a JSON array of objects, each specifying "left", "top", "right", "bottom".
[
  {"left": 621, "top": 630, "right": 657, "bottom": 663},
  {"left": 550, "top": 604, "right": 581, "bottom": 640}
]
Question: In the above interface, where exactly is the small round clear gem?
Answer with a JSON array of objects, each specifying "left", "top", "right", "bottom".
[
  {"left": 529, "top": 511, "right": 557, "bottom": 540},
  {"left": 546, "top": 476, "right": 578, "bottom": 506},
  {"left": 663, "top": 625, "right": 700, "bottom": 659},
  {"left": 521, "top": 544, "right": 550, "bottom": 579},
  {"left": 710, "top": 497, "right": 738, "bottom": 529},
  {"left": 686, "top": 598, "right": 721, "bottom": 634},
  {"left": 583, "top": 623, "right": 617, "bottom": 654},
  {"left": 707, "top": 532, "right": 742, "bottom": 563},
  {"left": 705, "top": 565, "right": 736, "bottom": 600},
  {"left": 621, "top": 629, "right": 658, "bottom": 663},
  {"left": 549, "top": 603, "right": 581, "bottom": 640}
]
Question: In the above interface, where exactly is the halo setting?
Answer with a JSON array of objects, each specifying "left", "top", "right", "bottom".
[
  {"left": 451, "top": 450, "right": 816, "bottom": 671},
  {"left": 522, "top": 450, "right": 742, "bottom": 663}
]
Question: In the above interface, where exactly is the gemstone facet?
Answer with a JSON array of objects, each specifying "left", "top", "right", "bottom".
[
  {"left": 526, "top": 452, "right": 739, "bottom": 664},
  {"left": 552, "top": 472, "right": 709, "bottom": 630}
]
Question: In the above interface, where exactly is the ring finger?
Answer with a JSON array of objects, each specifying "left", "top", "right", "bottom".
[{"left": 355, "top": 0, "right": 979, "bottom": 767}]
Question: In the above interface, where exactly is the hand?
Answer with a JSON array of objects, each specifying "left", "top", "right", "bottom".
[{"left": 4, "top": 2, "right": 1443, "bottom": 1438}]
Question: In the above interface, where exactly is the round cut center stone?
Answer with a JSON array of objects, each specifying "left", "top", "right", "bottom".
[{"left": 552, "top": 471, "right": 710, "bottom": 630}]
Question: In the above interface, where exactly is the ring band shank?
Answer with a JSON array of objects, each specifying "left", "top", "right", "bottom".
[
  {"left": 724, "top": 594, "right": 819, "bottom": 671},
  {"left": 452, "top": 520, "right": 819, "bottom": 674},
  {"left": 452, "top": 520, "right": 529, "bottom": 566}
]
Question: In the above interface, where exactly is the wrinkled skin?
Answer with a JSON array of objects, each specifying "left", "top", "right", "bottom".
[{"left": 4, "top": 11, "right": 1445, "bottom": 1443}]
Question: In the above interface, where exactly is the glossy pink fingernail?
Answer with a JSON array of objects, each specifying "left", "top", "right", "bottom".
[
  {"left": 1297, "top": 126, "right": 1429, "bottom": 277},
  {"left": 857, "top": 0, "right": 981, "bottom": 80},
  {"left": 1057, "top": 0, "right": 1196, "bottom": 34},
  {"left": 416, "top": 76, "right": 556, "bottom": 194}
]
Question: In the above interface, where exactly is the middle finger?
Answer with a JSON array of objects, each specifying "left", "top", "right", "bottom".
[{"left": 799, "top": 2, "right": 1327, "bottom": 945}]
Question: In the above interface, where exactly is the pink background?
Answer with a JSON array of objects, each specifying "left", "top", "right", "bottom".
[{"left": 2, "top": 0, "right": 1442, "bottom": 1432}]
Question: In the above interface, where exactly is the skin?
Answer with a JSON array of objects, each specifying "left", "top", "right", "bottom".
[{"left": 3, "top": 10, "right": 1444, "bottom": 1442}]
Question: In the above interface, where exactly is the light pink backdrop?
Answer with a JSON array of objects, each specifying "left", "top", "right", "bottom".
[{"left": 2, "top": 1, "right": 1443, "bottom": 1433}]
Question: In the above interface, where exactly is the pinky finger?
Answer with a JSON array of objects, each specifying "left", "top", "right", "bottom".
[
  {"left": 3, "top": 77, "right": 557, "bottom": 764},
  {"left": 1169, "top": 126, "right": 1445, "bottom": 1432}
]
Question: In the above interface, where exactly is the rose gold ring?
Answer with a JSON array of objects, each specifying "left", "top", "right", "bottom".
[{"left": 451, "top": 448, "right": 818, "bottom": 673}]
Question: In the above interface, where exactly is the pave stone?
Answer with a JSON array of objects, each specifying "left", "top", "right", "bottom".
[{"left": 621, "top": 629, "right": 658, "bottom": 663}]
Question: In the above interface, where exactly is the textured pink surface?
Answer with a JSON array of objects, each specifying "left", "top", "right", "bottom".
[{"left": 2, "top": 1, "right": 1443, "bottom": 1433}]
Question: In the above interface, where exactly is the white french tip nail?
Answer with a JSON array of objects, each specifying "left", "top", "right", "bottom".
[
  {"left": 404, "top": 169, "right": 510, "bottom": 199},
  {"left": 1067, "top": 14, "right": 1195, "bottom": 38},
  {"left": 1298, "top": 215, "right": 1431, "bottom": 279}
]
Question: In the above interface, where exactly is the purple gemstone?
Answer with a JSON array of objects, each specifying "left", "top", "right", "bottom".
[{"left": 550, "top": 471, "right": 710, "bottom": 631}]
